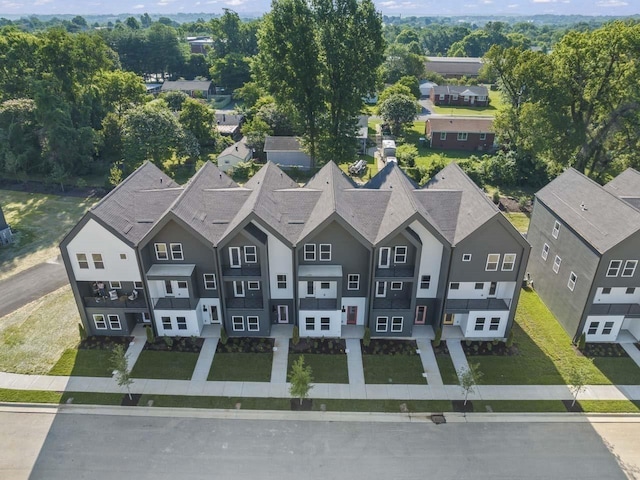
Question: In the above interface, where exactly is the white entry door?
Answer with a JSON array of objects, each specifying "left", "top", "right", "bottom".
[{"left": 277, "top": 305, "right": 288, "bottom": 323}]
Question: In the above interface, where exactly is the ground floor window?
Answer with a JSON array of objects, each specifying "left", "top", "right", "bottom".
[
  {"left": 162, "top": 316, "right": 172, "bottom": 330},
  {"left": 391, "top": 316, "right": 403, "bottom": 332},
  {"left": 232, "top": 316, "right": 244, "bottom": 331},
  {"left": 247, "top": 316, "right": 259, "bottom": 331},
  {"left": 474, "top": 317, "right": 486, "bottom": 331},
  {"left": 107, "top": 314, "right": 121, "bottom": 330},
  {"left": 93, "top": 314, "right": 107, "bottom": 330},
  {"left": 602, "top": 321, "right": 614, "bottom": 335},
  {"left": 320, "top": 317, "right": 330, "bottom": 331},
  {"left": 587, "top": 322, "right": 599, "bottom": 335},
  {"left": 489, "top": 317, "right": 500, "bottom": 331},
  {"left": 176, "top": 316, "right": 187, "bottom": 330},
  {"left": 376, "top": 316, "right": 388, "bottom": 332}
]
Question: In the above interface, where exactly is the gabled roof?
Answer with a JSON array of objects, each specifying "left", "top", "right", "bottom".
[
  {"left": 215, "top": 113, "right": 244, "bottom": 126},
  {"left": 603, "top": 168, "right": 640, "bottom": 211},
  {"left": 536, "top": 168, "right": 640, "bottom": 254},
  {"left": 432, "top": 85, "right": 488, "bottom": 96},
  {"left": 264, "top": 136, "right": 303, "bottom": 152},
  {"left": 427, "top": 116, "right": 494, "bottom": 134},
  {"left": 219, "top": 137, "right": 252, "bottom": 161},
  {"left": 425, "top": 57, "right": 483, "bottom": 76},
  {"left": 161, "top": 80, "right": 211, "bottom": 92}
]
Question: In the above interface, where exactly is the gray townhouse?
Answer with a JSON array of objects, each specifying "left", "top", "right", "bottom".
[
  {"left": 61, "top": 159, "right": 529, "bottom": 341},
  {"left": 526, "top": 168, "right": 640, "bottom": 343}
]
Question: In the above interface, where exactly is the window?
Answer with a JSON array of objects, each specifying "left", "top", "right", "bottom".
[
  {"left": 587, "top": 322, "right": 599, "bottom": 335},
  {"left": 501, "top": 253, "right": 516, "bottom": 271},
  {"left": 568, "top": 272, "right": 577, "bottom": 291},
  {"left": 479, "top": 133, "right": 487, "bottom": 140},
  {"left": 394, "top": 246, "right": 407, "bottom": 263},
  {"left": 463, "top": 96, "right": 469, "bottom": 102},
  {"left": 307, "top": 282, "right": 314, "bottom": 296},
  {"left": 233, "top": 281, "right": 245, "bottom": 297},
  {"left": 92, "top": 253, "right": 104, "bottom": 269},
  {"left": 439, "top": 94, "right": 445, "bottom": 100},
  {"left": 162, "top": 316, "right": 172, "bottom": 330},
  {"left": 277, "top": 275, "right": 287, "bottom": 289},
  {"left": 462, "top": 254, "right": 472, "bottom": 262},
  {"left": 177, "top": 281, "right": 188, "bottom": 289},
  {"left": 376, "top": 281, "right": 386, "bottom": 297},
  {"left": 486, "top": 254, "right": 500, "bottom": 271},
  {"left": 391, "top": 316, "right": 403, "bottom": 332},
  {"left": 378, "top": 247, "right": 391, "bottom": 268},
  {"left": 154, "top": 243, "right": 168, "bottom": 260},
  {"left": 176, "top": 316, "right": 187, "bottom": 330},
  {"left": 553, "top": 255, "right": 562, "bottom": 274},
  {"left": 347, "top": 274, "right": 360, "bottom": 290},
  {"left": 607, "top": 260, "right": 622, "bottom": 277},
  {"left": 320, "top": 282, "right": 330, "bottom": 289},
  {"left": 622, "top": 260, "right": 637, "bottom": 277},
  {"left": 76, "top": 253, "right": 89, "bottom": 269},
  {"left": 247, "top": 316, "right": 259, "bottom": 331},
  {"left": 134, "top": 281, "right": 143, "bottom": 289},
  {"left": 319, "top": 244, "right": 331, "bottom": 261},
  {"left": 626, "top": 287, "right": 635, "bottom": 295},
  {"left": 120, "top": 253, "right": 127, "bottom": 260},
  {"left": 457, "top": 132, "right": 468, "bottom": 141},
  {"left": 420, "top": 275, "right": 431, "bottom": 289},
  {"left": 552, "top": 220, "right": 560, "bottom": 239},
  {"left": 203, "top": 274, "right": 216, "bottom": 290},
  {"left": 390, "top": 281, "right": 403, "bottom": 290},
  {"left": 244, "top": 245, "right": 257, "bottom": 263},
  {"left": 247, "top": 281, "right": 260, "bottom": 290},
  {"left": 450, "top": 282, "right": 460, "bottom": 290},
  {"left": 602, "top": 321, "right": 614, "bottom": 335},
  {"left": 109, "top": 315, "right": 123, "bottom": 331},
  {"left": 602, "top": 287, "right": 611, "bottom": 295},
  {"left": 474, "top": 282, "right": 484, "bottom": 290},
  {"left": 110, "top": 281, "right": 121, "bottom": 289},
  {"left": 93, "top": 314, "right": 107, "bottom": 330},
  {"left": 304, "top": 244, "right": 316, "bottom": 261},
  {"left": 376, "top": 316, "right": 388, "bottom": 332},
  {"left": 452, "top": 94, "right": 458, "bottom": 100},
  {"left": 320, "top": 317, "right": 330, "bottom": 331},
  {"left": 229, "top": 247, "right": 241, "bottom": 267},
  {"left": 232, "top": 316, "right": 244, "bottom": 331},
  {"left": 305, "top": 317, "right": 315, "bottom": 331},
  {"left": 542, "top": 243, "right": 550, "bottom": 261},
  {"left": 440, "top": 132, "right": 447, "bottom": 140},
  {"left": 489, "top": 317, "right": 500, "bottom": 331},
  {"left": 170, "top": 243, "right": 183, "bottom": 260},
  {"left": 475, "top": 318, "right": 486, "bottom": 331}
]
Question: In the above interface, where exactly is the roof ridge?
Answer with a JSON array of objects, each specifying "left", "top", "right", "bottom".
[
  {"left": 564, "top": 167, "right": 640, "bottom": 214},
  {"left": 434, "top": 162, "right": 499, "bottom": 213}
]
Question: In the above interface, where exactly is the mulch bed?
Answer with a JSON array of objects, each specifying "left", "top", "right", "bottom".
[
  {"left": 290, "top": 399, "right": 313, "bottom": 411},
  {"left": 580, "top": 343, "right": 629, "bottom": 358},
  {"left": 461, "top": 340, "right": 518, "bottom": 357},
  {"left": 452, "top": 400, "right": 474, "bottom": 413},
  {"left": 216, "top": 337, "right": 274, "bottom": 354},
  {"left": 79, "top": 336, "right": 133, "bottom": 350},
  {"left": 143, "top": 336, "right": 204, "bottom": 353},
  {"left": 562, "top": 400, "right": 584, "bottom": 413},
  {"left": 361, "top": 339, "right": 418, "bottom": 356},
  {"left": 121, "top": 394, "right": 142, "bottom": 406},
  {"left": 290, "top": 338, "right": 346, "bottom": 354},
  {"left": 431, "top": 341, "right": 450, "bottom": 355}
]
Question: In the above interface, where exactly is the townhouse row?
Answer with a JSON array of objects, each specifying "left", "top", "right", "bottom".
[{"left": 60, "top": 160, "right": 530, "bottom": 341}]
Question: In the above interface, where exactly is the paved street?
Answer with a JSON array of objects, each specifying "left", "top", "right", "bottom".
[{"left": 1, "top": 406, "right": 632, "bottom": 480}]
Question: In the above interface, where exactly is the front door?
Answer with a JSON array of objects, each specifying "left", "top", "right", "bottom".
[
  {"left": 210, "top": 305, "right": 220, "bottom": 324},
  {"left": 488, "top": 282, "right": 497, "bottom": 297},
  {"left": 347, "top": 306, "right": 357, "bottom": 325},
  {"left": 277, "top": 305, "right": 288, "bottom": 323},
  {"left": 443, "top": 313, "right": 454, "bottom": 325},
  {"left": 415, "top": 305, "right": 427, "bottom": 325},
  {"left": 470, "top": 96, "right": 475, "bottom": 104}
]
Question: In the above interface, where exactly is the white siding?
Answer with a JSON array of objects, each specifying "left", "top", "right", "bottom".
[
  {"left": 196, "top": 298, "right": 221, "bottom": 325},
  {"left": 447, "top": 282, "right": 487, "bottom": 300},
  {"left": 340, "top": 297, "right": 366, "bottom": 325},
  {"left": 583, "top": 315, "right": 624, "bottom": 342},
  {"left": 299, "top": 311, "right": 341, "bottom": 337},
  {"left": 411, "top": 220, "right": 444, "bottom": 299},
  {"left": 67, "top": 219, "right": 141, "bottom": 282},
  {"left": 252, "top": 222, "right": 294, "bottom": 299},
  {"left": 461, "top": 310, "right": 509, "bottom": 338},
  {"left": 298, "top": 281, "right": 338, "bottom": 299},
  {"left": 154, "top": 310, "right": 201, "bottom": 336},
  {"left": 593, "top": 287, "right": 640, "bottom": 304},
  {"left": 624, "top": 317, "right": 640, "bottom": 341},
  {"left": 496, "top": 282, "right": 516, "bottom": 301}
]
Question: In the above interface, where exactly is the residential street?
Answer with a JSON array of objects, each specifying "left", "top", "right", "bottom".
[{"left": 1, "top": 405, "right": 635, "bottom": 480}]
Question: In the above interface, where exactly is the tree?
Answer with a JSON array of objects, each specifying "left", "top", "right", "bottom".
[
  {"left": 568, "top": 364, "right": 590, "bottom": 408},
  {"left": 289, "top": 355, "right": 313, "bottom": 405},
  {"left": 458, "top": 363, "right": 483, "bottom": 407},
  {"left": 110, "top": 344, "right": 134, "bottom": 400},
  {"left": 396, "top": 75, "right": 421, "bottom": 100},
  {"left": 381, "top": 43, "right": 425, "bottom": 84},
  {"left": 179, "top": 98, "right": 219, "bottom": 148},
  {"left": 377, "top": 82, "right": 413, "bottom": 106},
  {"left": 378, "top": 94, "right": 418, "bottom": 136}
]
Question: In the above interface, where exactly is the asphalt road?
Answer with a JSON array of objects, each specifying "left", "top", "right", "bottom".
[
  {"left": 0, "top": 257, "right": 68, "bottom": 318},
  {"left": 4, "top": 408, "right": 628, "bottom": 480}
]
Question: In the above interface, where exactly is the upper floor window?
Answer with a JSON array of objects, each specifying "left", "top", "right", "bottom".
[
  {"left": 541, "top": 243, "right": 549, "bottom": 261},
  {"left": 457, "top": 132, "right": 468, "bottom": 141},
  {"left": 485, "top": 254, "right": 500, "bottom": 271},
  {"left": 170, "top": 243, "right": 183, "bottom": 261},
  {"left": 420, "top": 275, "right": 431, "bottom": 289},
  {"left": 248, "top": 281, "right": 260, "bottom": 290},
  {"left": 390, "top": 281, "right": 403, "bottom": 290},
  {"left": 304, "top": 244, "right": 316, "bottom": 261},
  {"left": 462, "top": 254, "right": 472, "bottom": 262},
  {"left": 607, "top": 260, "right": 622, "bottom": 277},
  {"left": 76, "top": 253, "right": 89, "bottom": 269},
  {"left": 602, "top": 287, "right": 611, "bottom": 295},
  {"left": 92, "top": 253, "right": 104, "bottom": 269},
  {"left": 229, "top": 247, "right": 241, "bottom": 267},
  {"left": 110, "top": 281, "right": 121, "bottom": 289},
  {"left": 622, "top": 260, "right": 637, "bottom": 277},
  {"left": 378, "top": 247, "right": 391, "bottom": 268},
  {"left": 394, "top": 246, "right": 407, "bottom": 264},
  {"left": 277, "top": 274, "right": 287, "bottom": 289},
  {"left": 553, "top": 255, "right": 562, "bottom": 274},
  {"left": 155, "top": 243, "right": 168, "bottom": 260},
  {"left": 203, "top": 274, "right": 216, "bottom": 290},
  {"left": 552, "top": 220, "right": 560, "bottom": 239},
  {"left": 568, "top": 272, "right": 577, "bottom": 291},
  {"left": 319, "top": 244, "right": 331, "bottom": 261},
  {"left": 108, "top": 314, "right": 122, "bottom": 330},
  {"left": 626, "top": 287, "right": 635, "bottom": 295},
  {"left": 347, "top": 274, "right": 360, "bottom": 290},
  {"left": 134, "top": 281, "right": 143, "bottom": 289},
  {"left": 450, "top": 282, "right": 460, "bottom": 290},
  {"left": 502, "top": 253, "right": 516, "bottom": 271},
  {"left": 474, "top": 282, "right": 484, "bottom": 290},
  {"left": 244, "top": 245, "right": 257, "bottom": 263}
]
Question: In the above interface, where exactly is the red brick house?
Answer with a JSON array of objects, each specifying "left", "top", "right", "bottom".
[
  {"left": 430, "top": 85, "right": 489, "bottom": 107},
  {"left": 426, "top": 116, "right": 495, "bottom": 151}
]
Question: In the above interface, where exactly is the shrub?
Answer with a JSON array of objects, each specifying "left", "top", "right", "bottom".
[
  {"left": 577, "top": 332, "right": 586, "bottom": 351},
  {"left": 433, "top": 327, "right": 442, "bottom": 348},
  {"left": 220, "top": 326, "right": 228, "bottom": 345},
  {"left": 292, "top": 326, "right": 300, "bottom": 346},
  {"left": 145, "top": 325, "right": 155, "bottom": 344},
  {"left": 492, "top": 190, "right": 500, "bottom": 204},
  {"left": 505, "top": 330, "right": 514, "bottom": 348},
  {"left": 363, "top": 327, "right": 371, "bottom": 347},
  {"left": 78, "top": 323, "right": 87, "bottom": 341},
  {"left": 163, "top": 336, "right": 173, "bottom": 348}
]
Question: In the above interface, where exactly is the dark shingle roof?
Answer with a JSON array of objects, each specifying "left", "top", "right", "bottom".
[
  {"left": 264, "top": 136, "right": 303, "bottom": 152},
  {"left": 536, "top": 168, "right": 640, "bottom": 254},
  {"left": 603, "top": 168, "right": 640, "bottom": 210}
]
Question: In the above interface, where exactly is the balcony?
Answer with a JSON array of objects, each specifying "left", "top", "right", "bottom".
[
  {"left": 221, "top": 265, "right": 261, "bottom": 277},
  {"left": 445, "top": 298, "right": 509, "bottom": 313},
  {"left": 375, "top": 266, "right": 415, "bottom": 278},
  {"left": 299, "top": 298, "right": 338, "bottom": 311},
  {"left": 226, "top": 297, "right": 264, "bottom": 309},
  {"left": 372, "top": 298, "right": 411, "bottom": 310},
  {"left": 152, "top": 297, "right": 198, "bottom": 310},
  {"left": 589, "top": 303, "right": 640, "bottom": 316},
  {"left": 83, "top": 296, "right": 146, "bottom": 309}
]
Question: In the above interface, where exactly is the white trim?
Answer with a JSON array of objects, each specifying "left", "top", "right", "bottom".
[
  {"left": 622, "top": 260, "right": 637, "bottom": 277},
  {"left": 391, "top": 316, "right": 403, "bottom": 332},
  {"left": 232, "top": 316, "right": 244, "bottom": 331},
  {"left": 501, "top": 253, "right": 516, "bottom": 271},
  {"left": 229, "top": 247, "right": 241, "bottom": 267},
  {"left": 440, "top": 132, "right": 447, "bottom": 140},
  {"left": 109, "top": 281, "right": 121, "bottom": 289},
  {"left": 457, "top": 132, "right": 468, "bottom": 141},
  {"left": 304, "top": 244, "right": 316, "bottom": 261},
  {"left": 553, "top": 255, "right": 561, "bottom": 274},
  {"left": 233, "top": 281, "right": 245, "bottom": 297},
  {"left": 378, "top": 247, "right": 391, "bottom": 268},
  {"left": 319, "top": 244, "right": 331, "bottom": 261},
  {"left": 541, "top": 243, "right": 549, "bottom": 261},
  {"left": 394, "top": 246, "right": 407, "bottom": 264},
  {"left": 170, "top": 243, "right": 183, "bottom": 260},
  {"left": 606, "top": 259, "right": 622, "bottom": 277},
  {"left": 134, "top": 281, "right": 143, "bottom": 289},
  {"left": 376, "top": 316, "right": 388, "bottom": 332},
  {"left": 76, "top": 253, "right": 89, "bottom": 269},
  {"left": 247, "top": 316, "right": 259, "bottom": 331},
  {"left": 568, "top": 272, "right": 577, "bottom": 291},
  {"left": 375, "top": 281, "right": 386, "bottom": 297},
  {"left": 462, "top": 254, "right": 472, "bottom": 262},
  {"left": 244, "top": 245, "right": 257, "bottom": 263},
  {"left": 203, "top": 273, "right": 216, "bottom": 290},
  {"left": 347, "top": 274, "right": 360, "bottom": 290},
  {"left": 485, "top": 253, "right": 500, "bottom": 271},
  {"left": 154, "top": 243, "right": 168, "bottom": 260},
  {"left": 91, "top": 253, "right": 104, "bottom": 269},
  {"left": 552, "top": 220, "right": 560, "bottom": 239},
  {"left": 390, "top": 281, "right": 403, "bottom": 290},
  {"left": 93, "top": 314, "right": 107, "bottom": 330},
  {"left": 247, "top": 281, "right": 260, "bottom": 290}
]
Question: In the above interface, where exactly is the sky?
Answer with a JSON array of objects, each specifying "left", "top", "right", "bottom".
[{"left": 0, "top": 0, "right": 637, "bottom": 18}]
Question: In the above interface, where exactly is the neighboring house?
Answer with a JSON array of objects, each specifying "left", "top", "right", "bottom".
[
  {"left": 425, "top": 57, "right": 483, "bottom": 78},
  {"left": 61, "top": 160, "right": 529, "bottom": 341},
  {"left": 217, "top": 137, "right": 252, "bottom": 173},
  {"left": 263, "top": 136, "right": 312, "bottom": 169},
  {"left": 0, "top": 205, "right": 13, "bottom": 246},
  {"left": 161, "top": 80, "right": 213, "bottom": 99},
  {"left": 357, "top": 115, "right": 369, "bottom": 154},
  {"left": 215, "top": 113, "right": 244, "bottom": 141},
  {"left": 187, "top": 36, "right": 214, "bottom": 54},
  {"left": 430, "top": 85, "right": 489, "bottom": 107},
  {"left": 419, "top": 81, "right": 437, "bottom": 98},
  {"left": 526, "top": 168, "right": 640, "bottom": 343},
  {"left": 425, "top": 116, "right": 495, "bottom": 151},
  {"left": 145, "top": 83, "right": 162, "bottom": 95}
]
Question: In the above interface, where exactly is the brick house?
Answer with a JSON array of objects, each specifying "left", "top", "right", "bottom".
[{"left": 426, "top": 116, "right": 495, "bottom": 151}]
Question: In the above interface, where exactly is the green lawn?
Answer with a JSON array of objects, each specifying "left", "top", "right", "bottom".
[
  {"left": 435, "top": 352, "right": 459, "bottom": 385},
  {"left": 316, "top": 399, "right": 451, "bottom": 413},
  {"left": 338, "top": 154, "right": 378, "bottom": 180},
  {"left": 131, "top": 350, "right": 198, "bottom": 380},
  {"left": 472, "top": 400, "right": 568, "bottom": 413},
  {"left": 430, "top": 89, "right": 505, "bottom": 116},
  {"left": 60, "top": 392, "right": 125, "bottom": 405},
  {"left": 48, "top": 348, "right": 114, "bottom": 377},
  {"left": 504, "top": 212, "right": 530, "bottom": 234},
  {"left": 362, "top": 354, "right": 426, "bottom": 384},
  {"left": 579, "top": 400, "right": 640, "bottom": 413},
  {"left": 0, "top": 388, "right": 62, "bottom": 403},
  {"left": 288, "top": 354, "right": 348, "bottom": 384},
  {"left": 0, "top": 190, "right": 97, "bottom": 280},
  {"left": 139, "top": 394, "right": 290, "bottom": 410},
  {"left": 208, "top": 353, "right": 273, "bottom": 382}
]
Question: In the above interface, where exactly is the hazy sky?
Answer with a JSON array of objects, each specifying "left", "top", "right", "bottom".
[{"left": 0, "top": 0, "right": 637, "bottom": 17}]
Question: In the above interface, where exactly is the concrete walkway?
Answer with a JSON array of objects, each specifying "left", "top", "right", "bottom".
[
  {"left": 270, "top": 338, "right": 289, "bottom": 384},
  {"left": 345, "top": 339, "right": 365, "bottom": 386},
  {"left": 621, "top": 343, "right": 640, "bottom": 369},
  {"left": 191, "top": 338, "right": 219, "bottom": 382},
  {"left": 121, "top": 339, "right": 146, "bottom": 372},
  {"left": 416, "top": 339, "right": 443, "bottom": 386},
  {"left": 447, "top": 339, "right": 470, "bottom": 381}
]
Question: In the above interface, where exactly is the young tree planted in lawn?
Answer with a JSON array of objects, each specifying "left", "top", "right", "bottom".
[
  {"left": 568, "top": 364, "right": 590, "bottom": 407},
  {"left": 458, "top": 363, "right": 483, "bottom": 406},
  {"left": 110, "top": 344, "right": 133, "bottom": 400},
  {"left": 289, "top": 355, "right": 313, "bottom": 405}
]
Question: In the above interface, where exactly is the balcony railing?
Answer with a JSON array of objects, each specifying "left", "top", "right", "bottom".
[
  {"left": 152, "top": 297, "right": 198, "bottom": 310},
  {"left": 299, "top": 298, "right": 338, "bottom": 311},
  {"left": 445, "top": 298, "right": 509, "bottom": 312},
  {"left": 83, "top": 296, "right": 147, "bottom": 309},
  {"left": 372, "top": 298, "right": 411, "bottom": 310},
  {"left": 226, "top": 297, "right": 264, "bottom": 309},
  {"left": 221, "top": 265, "right": 261, "bottom": 277},
  {"left": 589, "top": 303, "right": 640, "bottom": 316},
  {"left": 374, "top": 266, "right": 415, "bottom": 278}
]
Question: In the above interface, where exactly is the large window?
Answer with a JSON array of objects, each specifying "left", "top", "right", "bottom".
[
  {"left": 93, "top": 314, "right": 107, "bottom": 330},
  {"left": 622, "top": 260, "right": 637, "bottom": 277},
  {"left": 304, "top": 244, "right": 316, "bottom": 261},
  {"left": 176, "top": 317, "right": 187, "bottom": 330},
  {"left": 394, "top": 246, "right": 407, "bottom": 264},
  {"left": 501, "top": 254, "right": 516, "bottom": 271},
  {"left": 489, "top": 317, "right": 500, "bottom": 331},
  {"left": 277, "top": 274, "right": 287, "bottom": 289},
  {"left": 203, "top": 274, "right": 216, "bottom": 290},
  {"left": 376, "top": 316, "right": 388, "bottom": 332},
  {"left": 244, "top": 245, "right": 257, "bottom": 263},
  {"left": 347, "top": 274, "right": 360, "bottom": 290},
  {"left": 229, "top": 247, "right": 241, "bottom": 267},
  {"left": 474, "top": 318, "right": 486, "bottom": 331},
  {"left": 553, "top": 255, "right": 562, "bottom": 274},
  {"left": 391, "top": 317, "right": 403, "bottom": 332},
  {"left": 170, "top": 243, "right": 183, "bottom": 260},
  {"left": 541, "top": 243, "right": 549, "bottom": 261},
  {"left": 92, "top": 253, "right": 104, "bottom": 269},
  {"left": 568, "top": 272, "right": 577, "bottom": 291},
  {"left": 247, "top": 316, "right": 259, "bottom": 331},
  {"left": 232, "top": 316, "right": 244, "bottom": 331},
  {"left": 457, "top": 132, "right": 468, "bottom": 141},
  {"left": 607, "top": 260, "right": 622, "bottom": 277},
  {"left": 485, "top": 254, "right": 500, "bottom": 271},
  {"left": 552, "top": 220, "right": 560, "bottom": 239},
  {"left": 155, "top": 243, "right": 168, "bottom": 260},
  {"left": 420, "top": 275, "right": 431, "bottom": 289},
  {"left": 76, "top": 253, "right": 89, "bottom": 269},
  {"left": 319, "top": 244, "right": 331, "bottom": 261}
]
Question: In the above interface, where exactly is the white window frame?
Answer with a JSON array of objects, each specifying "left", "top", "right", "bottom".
[
  {"left": 553, "top": 255, "right": 562, "bottom": 274},
  {"left": 391, "top": 316, "right": 403, "bottom": 332},
  {"left": 347, "top": 274, "right": 360, "bottom": 290},
  {"left": 552, "top": 220, "right": 560, "bottom": 239},
  {"left": 304, "top": 244, "right": 316, "bottom": 261},
  {"left": 606, "top": 260, "right": 622, "bottom": 277},
  {"left": 76, "top": 253, "right": 89, "bottom": 269},
  {"left": 462, "top": 254, "right": 472, "bottom": 262},
  {"left": 92, "top": 253, "right": 104, "bottom": 269},
  {"left": 248, "top": 281, "right": 260, "bottom": 290},
  {"left": 93, "top": 314, "right": 107, "bottom": 330},
  {"left": 479, "top": 133, "right": 486, "bottom": 140},
  {"left": 203, "top": 274, "right": 216, "bottom": 290},
  {"left": 244, "top": 245, "right": 257, "bottom": 263},
  {"left": 542, "top": 243, "right": 549, "bottom": 261},
  {"left": 161, "top": 316, "right": 172, "bottom": 330},
  {"left": 420, "top": 275, "right": 431, "bottom": 289},
  {"left": 622, "top": 260, "right": 637, "bottom": 277},
  {"left": 485, "top": 254, "right": 500, "bottom": 271},
  {"left": 247, "top": 316, "right": 259, "bottom": 331},
  {"left": 378, "top": 247, "right": 391, "bottom": 268},
  {"left": 170, "top": 243, "right": 183, "bottom": 260},
  {"left": 452, "top": 94, "right": 458, "bottom": 100},
  {"left": 277, "top": 274, "right": 287, "bottom": 289},
  {"left": 320, "top": 282, "right": 330, "bottom": 290},
  {"left": 390, "top": 281, "right": 403, "bottom": 290},
  {"left": 232, "top": 316, "right": 244, "bottom": 331},
  {"left": 501, "top": 253, "right": 516, "bottom": 271},
  {"left": 319, "top": 244, "right": 331, "bottom": 261},
  {"left": 440, "top": 132, "right": 447, "bottom": 140},
  {"left": 489, "top": 317, "right": 500, "bottom": 331},
  {"left": 154, "top": 243, "right": 168, "bottom": 260},
  {"left": 320, "top": 317, "right": 330, "bottom": 331},
  {"left": 457, "top": 132, "right": 468, "bottom": 141},
  {"left": 376, "top": 316, "right": 389, "bottom": 332},
  {"left": 177, "top": 281, "right": 188, "bottom": 289},
  {"left": 109, "top": 281, "right": 121, "bottom": 289},
  {"left": 439, "top": 93, "right": 445, "bottom": 100},
  {"left": 568, "top": 272, "right": 577, "bottom": 291},
  {"left": 474, "top": 317, "right": 486, "bottom": 331},
  {"left": 233, "top": 281, "right": 245, "bottom": 297},
  {"left": 176, "top": 316, "right": 187, "bottom": 330},
  {"left": 394, "top": 246, "right": 407, "bottom": 264},
  {"left": 305, "top": 317, "right": 315, "bottom": 331},
  {"left": 229, "top": 247, "right": 241, "bottom": 267},
  {"left": 134, "top": 281, "right": 143, "bottom": 289},
  {"left": 375, "top": 281, "right": 386, "bottom": 297}
]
